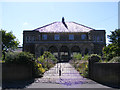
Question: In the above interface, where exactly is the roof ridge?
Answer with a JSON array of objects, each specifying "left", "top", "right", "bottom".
[
  {"left": 33, "top": 22, "right": 58, "bottom": 31},
  {"left": 71, "top": 22, "right": 95, "bottom": 30}
]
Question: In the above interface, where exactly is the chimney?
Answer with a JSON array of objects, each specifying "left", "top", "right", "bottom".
[
  {"left": 62, "top": 17, "right": 65, "bottom": 23},
  {"left": 62, "top": 17, "right": 68, "bottom": 29}
]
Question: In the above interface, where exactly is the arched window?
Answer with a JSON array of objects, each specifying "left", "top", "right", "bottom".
[
  {"left": 71, "top": 46, "right": 81, "bottom": 57},
  {"left": 49, "top": 46, "right": 58, "bottom": 57},
  {"left": 60, "top": 46, "right": 69, "bottom": 61},
  {"left": 48, "top": 46, "right": 58, "bottom": 53},
  {"left": 71, "top": 46, "right": 80, "bottom": 53}
]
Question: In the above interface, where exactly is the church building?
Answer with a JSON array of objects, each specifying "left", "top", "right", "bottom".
[{"left": 23, "top": 18, "right": 106, "bottom": 62}]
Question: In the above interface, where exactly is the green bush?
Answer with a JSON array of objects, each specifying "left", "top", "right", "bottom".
[
  {"left": 82, "top": 62, "right": 88, "bottom": 78},
  {"left": 5, "top": 52, "right": 18, "bottom": 63},
  {"left": 103, "top": 43, "right": 119, "bottom": 61},
  {"left": 88, "top": 54, "right": 101, "bottom": 62},
  {"left": 71, "top": 54, "right": 101, "bottom": 78},
  {"left": 37, "top": 51, "right": 57, "bottom": 70},
  {"left": 108, "top": 56, "right": 120, "bottom": 63},
  {"left": 5, "top": 52, "right": 45, "bottom": 77},
  {"left": 77, "top": 62, "right": 88, "bottom": 78},
  {"left": 73, "top": 53, "right": 82, "bottom": 60},
  {"left": 5, "top": 52, "right": 34, "bottom": 64},
  {"left": 89, "top": 54, "right": 101, "bottom": 59},
  {"left": 33, "top": 62, "right": 45, "bottom": 77},
  {"left": 82, "top": 54, "right": 90, "bottom": 61}
]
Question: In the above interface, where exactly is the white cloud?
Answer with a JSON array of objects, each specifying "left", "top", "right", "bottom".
[{"left": 23, "top": 22, "right": 28, "bottom": 25}]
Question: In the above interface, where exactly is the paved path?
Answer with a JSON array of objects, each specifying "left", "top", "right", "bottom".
[{"left": 27, "top": 63, "right": 111, "bottom": 88}]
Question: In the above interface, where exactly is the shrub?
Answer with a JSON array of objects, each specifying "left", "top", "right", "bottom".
[
  {"left": 72, "top": 54, "right": 101, "bottom": 78},
  {"left": 5, "top": 52, "right": 18, "bottom": 63},
  {"left": 37, "top": 51, "right": 57, "bottom": 70},
  {"left": 82, "top": 54, "right": 90, "bottom": 61},
  {"left": 33, "top": 63, "right": 45, "bottom": 77},
  {"left": 5, "top": 52, "right": 34, "bottom": 64},
  {"left": 82, "top": 62, "right": 88, "bottom": 78},
  {"left": 73, "top": 53, "right": 82, "bottom": 60},
  {"left": 88, "top": 54, "right": 101, "bottom": 62},
  {"left": 89, "top": 54, "right": 101, "bottom": 59},
  {"left": 104, "top": 52, "right": 116, "bottom": 61},
  {"left": 77, "top": 62, "right": 88, "bottom": 78},
  {"left": 108, "top": 56, "right": 120, "bottom": 63},
  {"left": 5, "top": 52, "right": 45, "bottom": 77}
]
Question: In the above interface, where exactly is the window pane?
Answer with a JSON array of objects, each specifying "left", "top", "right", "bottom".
[
  {"left": 81, "top": 34, "right": 86, "bottom": 40},
  {"left": 42, "top": 34, "right": 47, "bottom": 40},
  {"left": 54, "top": 34, "right": 60, "bottom": 40},
  {"left": 32, "top": 36, "right": 35, "bottom": 41},
  {"left": 97, "top": 36, "right": 100, "bottom": 41},
  {"left": 39, "top": 35, "right": 41, "bottom": 40},
  {"left": 69, "top": 34, "right": 74, "bottom": 40},
  {"left": 26, "top": 36, "right": 29, "bottom": 42},
  {"left": 100, "top": 36, "right": 103, "bottom": 41}
]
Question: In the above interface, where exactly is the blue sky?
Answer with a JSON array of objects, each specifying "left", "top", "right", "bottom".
[{"left": 0, "top": 2, "right": 118, "bottom": 46}]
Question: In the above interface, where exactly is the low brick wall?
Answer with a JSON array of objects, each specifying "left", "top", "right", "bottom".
[
  {"left": 89, "top": 62, "right": 120, "bottom": 86},
  {"left": 2, "top": 63, "right": 33, "bottom": 81}
]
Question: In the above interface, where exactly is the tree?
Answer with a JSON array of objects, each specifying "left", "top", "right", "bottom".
[
  {"left": 108, "top": 29, "right": 120, "bottom": 44},
  {"left": 103, "top": 29, "right": 120, "bottom": 60},
  {"left": 1, "top": 29, "right": 19, "bottom": 60}
]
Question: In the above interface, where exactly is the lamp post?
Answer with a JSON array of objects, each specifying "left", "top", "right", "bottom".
[{"left": 59, "top": 63, "right": 61, "bottom": 76}]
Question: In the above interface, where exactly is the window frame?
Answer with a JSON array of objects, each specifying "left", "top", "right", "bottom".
[
  {"left": 54, "top": 34, "right": 60, "bottom": 40},
  {"left": 26, "top": 36, "right": 29, "bottom": 42},
  {"left": 81, "top": 34, "right": 86, "bottom": 40},
  {"left": 97, "top": 36, "right": 100, "bottom": 41},
  {"left": 42, "top": 34, "right": 47, "bottom": 40},
  {"left": 38, "top": 35, "right": 41, "bottom": 41},
  {"left": 69, "top": 34, "right": 74, "bottom": 40}
]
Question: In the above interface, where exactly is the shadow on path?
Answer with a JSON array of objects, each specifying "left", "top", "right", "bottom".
[
  {"left": 2, "top": 79, "right": 35, "bottom": 89},
  {"left": 92, "top": 80, "right": 120, "bottom": 89}
]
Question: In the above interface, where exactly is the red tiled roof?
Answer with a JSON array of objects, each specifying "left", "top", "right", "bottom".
[{"left": 33, "top": 22, "right": 94, "bottom": 33}]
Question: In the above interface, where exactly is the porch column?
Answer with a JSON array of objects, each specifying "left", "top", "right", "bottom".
[{"left": 68, "top": 49, "right": 71, "bottom": 60}]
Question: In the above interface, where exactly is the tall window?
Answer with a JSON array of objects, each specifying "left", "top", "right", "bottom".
[
  {"left": 81, "top": 34, "right": 86, "bottom": 40},
  {"left": 29, "top": 36, "right": 31, "bottom": 41},
  {"left": 42, "top": 34, "right": 47, "bottom": 40},
  {"left": 26, "top": 36, "right": 29, "bottom": 42},
  {"left": 97, "top": 36, "right": 100, "bottom": 41},
  {"left": 100, "top": 36, "right": 103, "bottom": 42},
  {"left": 32, "top": 36, "right": 35, "bottom": 41},
  {"left": 38, "top": 35, "right": 41, "bottom": 40},
  {"left": 93, "top": 36, "right": 96, "bottom": 41},
  {"left": 69, "top": 34, "right": 74, "bottom": 40},
  {"left": 54, "top": 34, "right": 60, "bottom": 40}
]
